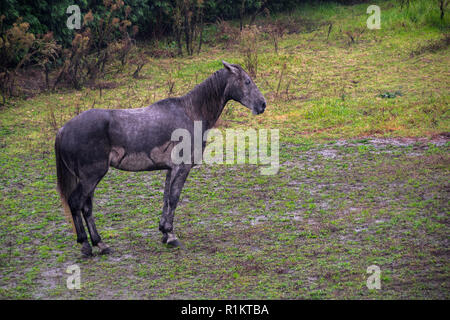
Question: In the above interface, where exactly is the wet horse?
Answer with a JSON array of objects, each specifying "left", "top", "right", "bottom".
[{"left": 55, "top": 61, "right": 266, "bottom": 256}]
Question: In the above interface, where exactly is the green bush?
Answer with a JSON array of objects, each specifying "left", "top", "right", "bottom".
[
  {"left": 0, "top": 16, "right": 59, "bottom": 104},
  {"left": 0, "top": 0, "right": 300, "bottom": 47}
]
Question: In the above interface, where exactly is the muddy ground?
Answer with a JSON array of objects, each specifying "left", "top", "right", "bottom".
[{"left": 0, "top": 137, "right": 449, "bottom": 299}]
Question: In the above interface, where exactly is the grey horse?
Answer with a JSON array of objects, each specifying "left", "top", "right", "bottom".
[{"left": 55, "top": 61, "right": 266, "bottom": 256}]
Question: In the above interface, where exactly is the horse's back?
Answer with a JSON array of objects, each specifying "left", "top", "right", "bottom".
[
  {"left": 57, "top": 100, "right": 192, "bottom": 172},
  {"left": 106, "top": 101, "right": 192, "bottom": 171},
  {"left": 108, "top": 101, "right": 192, "bottom": 152}
]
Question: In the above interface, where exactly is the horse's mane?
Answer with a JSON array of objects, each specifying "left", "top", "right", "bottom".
[{"left": 182, "top": 68, "right": 230, "bottom": 126}]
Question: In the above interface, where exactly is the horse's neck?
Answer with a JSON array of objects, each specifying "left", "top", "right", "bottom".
[{"left": 183, "top": 70, "right": 229, "bottom": 129}]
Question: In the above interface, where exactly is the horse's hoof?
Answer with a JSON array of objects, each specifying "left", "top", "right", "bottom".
[
  {"left": 81, "top": 242, "right": 93, "bottom": 257},
  {"left": 161, "top": 233, "right": 168, "bottom": 244},
  {"left": 166, "top": 239, "right": 183, "bottom": 248},
  {"left": 97, "top": 242, "right": 111, "bottom": 255},
  {"left": 99, "top": 247, "right": 111, "bottom": 255}
]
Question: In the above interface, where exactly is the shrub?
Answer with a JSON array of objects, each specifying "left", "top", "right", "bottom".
[
  {"left": 215, "top": 18, "right": 240, "bottom": 47},
  {"left": 53, "top": 0, "right": 137, "bottom": 90},
  {"left": 239, "top": 24, "right": 260, "bottom": 78},
  {"left": 0, "top": 16, "right": 59, "bottom": 104}
]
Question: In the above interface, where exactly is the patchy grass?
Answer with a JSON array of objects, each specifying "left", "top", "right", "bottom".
[
  {"left": 0, "top": 0, "right": 449, "bottom": 299},
  {"left": 0, "top": 137, "right": 448, "bottom": 299}
]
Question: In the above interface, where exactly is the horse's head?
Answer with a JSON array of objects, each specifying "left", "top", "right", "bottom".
[{"left": 222, "top": 60, "right": 266, "bottom": 115}]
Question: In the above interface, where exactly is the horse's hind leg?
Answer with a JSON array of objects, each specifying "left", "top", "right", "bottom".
[
  {"left": 70, "top": 165, "right": 108, "bottom": 257},
  {"left": 82, "top": 194, "right": 111, "bottom": 255},
  {"left": 68, "top": 184, "right": 93, "bottom": 257}
]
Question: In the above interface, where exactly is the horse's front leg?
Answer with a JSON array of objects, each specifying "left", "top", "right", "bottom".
[
  {"left": 160, "top": 170, "right": 172, "bottom": 244},
  {"left": 159, "top": 165, "right": 191, "bottom": 247}
]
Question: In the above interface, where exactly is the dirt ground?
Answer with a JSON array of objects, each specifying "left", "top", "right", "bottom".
[{"left": 0, "top": 137, "right": 448, "bottom": 299}]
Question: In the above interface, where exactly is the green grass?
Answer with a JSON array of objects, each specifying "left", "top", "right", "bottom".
[{"left": 0, "top": 0, "right": 449, "bottom": 299}]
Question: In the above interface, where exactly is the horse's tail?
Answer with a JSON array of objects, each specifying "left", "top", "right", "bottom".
[{"left": 55, "top": 128, "right": 77, "bottom": 234}]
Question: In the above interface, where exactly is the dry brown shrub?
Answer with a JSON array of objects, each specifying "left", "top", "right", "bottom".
[{"left": 239, "top": 25, "right": 260, "bottom": 78}]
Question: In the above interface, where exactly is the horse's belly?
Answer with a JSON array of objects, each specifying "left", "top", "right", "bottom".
[
  {"left": 109, "top": 142, "right": 174, "bottom": 171},
  {"left": 112, "top": 152, "right": 155, "bottom": 171}
]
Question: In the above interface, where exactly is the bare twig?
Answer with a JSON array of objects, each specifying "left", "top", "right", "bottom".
[{"left": 276, "top": 63, "right": 287, "bottom": 97}]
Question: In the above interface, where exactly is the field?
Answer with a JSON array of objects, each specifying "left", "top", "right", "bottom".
[{"left": 0, "top": 1, "right": 449, "bottom": 299}]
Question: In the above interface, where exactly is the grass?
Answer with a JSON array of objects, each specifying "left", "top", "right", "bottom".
[{"left": 0, "top": 0, "right": 449, "bottom": 299}]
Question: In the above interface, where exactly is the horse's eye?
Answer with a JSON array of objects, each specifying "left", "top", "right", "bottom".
[{"left": 245, "top": 79, "right": 250, "bottom": 85}]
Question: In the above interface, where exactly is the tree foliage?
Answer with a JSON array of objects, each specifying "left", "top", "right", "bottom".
[{"left": 0, "top": 0, "right": 300, "bottom": 46}]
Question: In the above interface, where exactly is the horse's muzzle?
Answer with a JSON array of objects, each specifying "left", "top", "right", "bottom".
[{"left": 254, "top": 101, "right": 266, "bottom": 115}]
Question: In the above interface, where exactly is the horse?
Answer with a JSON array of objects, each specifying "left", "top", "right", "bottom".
[{"left": 55, "top": 61, "right": 267, "bottom": 256}]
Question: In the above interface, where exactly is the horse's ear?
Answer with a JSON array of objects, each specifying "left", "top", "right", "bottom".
[{"left": 222, "top": 60, "right": 238, "bottom": 75}]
